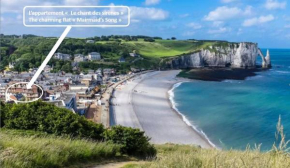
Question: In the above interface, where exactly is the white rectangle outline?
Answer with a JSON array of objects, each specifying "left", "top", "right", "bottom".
[{"left": 23, "top": 6, "right": 130, "bottom": 27}]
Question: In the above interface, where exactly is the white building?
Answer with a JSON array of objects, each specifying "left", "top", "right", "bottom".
[
  {"left": 9, "top": 62, "right": 15, "bottom": 69},
  {"left": 86, "top": 40, "right": 95, "bottom": 43},
  {"left": 0, "top": 83, "right": 8, "bottom": 100},
  {"left": 88, "top": 52, "right": 101, "bottom": 61},
  {"left": 74, "top": 54, "right": 85, "bottom": 62},
  {"left": 54, "top": 53, "right": 71, "bottom": 61},
  {"left": 44, "top": 65, "right": 53, "bottom": 73}
]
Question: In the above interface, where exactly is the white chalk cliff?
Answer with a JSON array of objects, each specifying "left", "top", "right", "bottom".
[{"left": 170, "top": 42, "right": 271, "bottom": 69}]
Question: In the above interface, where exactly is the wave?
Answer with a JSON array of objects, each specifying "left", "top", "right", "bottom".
[
  {"left": 168, "top": 82, "right": 218, "bottom": 148},
  {"left": 275, "top": 70, "right": 290, "bottom": 74},
  {"left": 246, "top": 75, "right": 263, "bottom": 80},
  {"left": 223, "top": 80, "right": 242, "bottom": 83}
]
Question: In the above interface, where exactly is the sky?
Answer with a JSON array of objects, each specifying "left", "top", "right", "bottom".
[{"left": 1, "top": 0, "right": 290, "bottom": 48}]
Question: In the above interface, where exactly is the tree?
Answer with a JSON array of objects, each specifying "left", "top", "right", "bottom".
[{"left": 171, "top": 37, "right": 176, "bottom": 40}]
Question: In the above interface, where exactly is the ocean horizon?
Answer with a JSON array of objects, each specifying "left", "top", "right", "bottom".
[{"left": 170, "top": 49, "right": 290, "bottom": 150}]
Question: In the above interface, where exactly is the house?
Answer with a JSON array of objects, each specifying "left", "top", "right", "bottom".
[
  {"left": 103, "top": 68, "right": 115, "bottom": 78},
  {"left": 86, "top": 40, "right": 95, "bottom": 44},
  {"left": 129, "top": 53, "right": 137, "bottom": 57},
  {"left": 129, "top": 50, "right": 139, "bottom": 57},
  {"left": 0, "top": 83, "right": 8, "bottom": 100},
  {"left": 69, "top": 84, "right": 88, "bottom": 91},
  {"left": 46, "top": 93, "right": 77, "bottom": 113},
  {"left": 74, "top": 54, "right": 85, "bottom": 62},
  {"left": 5, "top": 82, "right": 42, "bottom": 101},
  {"left": 88, "top": 52, "right": 101, "bottom": 61},
  {"left": 96, "top": 68, "right": 102, "bottom": 75},
  {"left": 54, "top": 53, "right": 71, "bottom": 61},
  {"left": 81, "top": 75, "right": 94, "bottom": 86},
  {"left": 63, "top": 93, "right": 77, "bottom": 112},
  {"left": 9, "top": 62, "right": 15, "bottom": 69},
  {"left": 44, "top": 65, "right": 53, "bottom": 73}
]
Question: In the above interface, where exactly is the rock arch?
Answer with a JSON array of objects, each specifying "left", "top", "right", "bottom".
[{"left": 258, "top": 49, "right": 271, "bottom": 68}]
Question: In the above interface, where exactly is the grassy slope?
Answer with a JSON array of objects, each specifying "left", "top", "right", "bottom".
[
  {"left": 124, "top": 144, "right": 290, "bottom": 168},
  {"left": 121, "top": 40, "right": 215, "bottom": 58},
  {"left": 0, "top": 129, "right": 123, "bottom": 168}
]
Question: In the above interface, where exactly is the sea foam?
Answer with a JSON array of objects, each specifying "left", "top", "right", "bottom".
[{"left": 168, "top": 82, "right": 218, "bottom": 148}]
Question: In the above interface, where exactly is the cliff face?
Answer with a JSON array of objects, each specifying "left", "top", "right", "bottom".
[{"left": 169, "top": 42, "right": 270, "bottom": 69}]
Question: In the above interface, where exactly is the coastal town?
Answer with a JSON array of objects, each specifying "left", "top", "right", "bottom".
[{"left": 0, "top": 50, "right": 142, "bottom": 127}]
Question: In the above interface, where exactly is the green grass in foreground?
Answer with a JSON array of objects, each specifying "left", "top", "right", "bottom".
[
  {"left": 125, "top": 117, "right": 290, "bottom": 168},
  {"left": 0, "top": 129, "right": 121, "bottom": 168}
]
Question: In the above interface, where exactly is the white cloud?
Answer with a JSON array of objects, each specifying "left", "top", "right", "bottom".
[
  {"left": 265, "top": 0, "right": 287, "bottom": 10},
  {"left": 221, "top": 0, "right": 237, "bottom": 3},
  {"left": 2, "top": 0, "right": 54, "bottom": 13},
  {"left": 237, "top": 28, "right": 243, "bottom": 35},
  {"left": 144, "top": 0, "right": 161, "bottom": 6},
  {"left": 179, "top": 14, "right": 190, "bottom": 18},
  {"left": 204, "top": 6, "right": 251, "bottom": 21},
  {"left": 243, "top": 15, "right": 275, "bottom": 27},
  {"left": 186, "top": 22, "right": 202, "bottom": 29},
  {"left": 244, "top": 6, "right": 253, "bottom": 15},
  {"left": 130, "top": 7, "right": 169, "bottom": 21},
  {"left": 208, "top": 27, "right": 231, "bottom": 34},
  {"left": 182, "top": 31, "right": 195, "bottom": 36},
  {"left": 64, "top": 0, "right": 98, "bottom": 5},
  {"left": 213, "top": 21, "right": 224, "bottom": 27}
]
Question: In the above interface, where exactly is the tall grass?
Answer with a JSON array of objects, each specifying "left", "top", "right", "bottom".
[
  {"left": 135, "top": 117, "right": 290, "bottom": 168},
  {"left": 0, "top": 129, "right": 120, "bottom": 168}
]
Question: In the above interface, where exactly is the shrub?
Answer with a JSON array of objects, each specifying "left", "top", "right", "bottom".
[
  {"left": 0, "top": 101, "right": 104, "bottom": 140},
  {"left": 104, "top": 125, "right": 156, "bottom": 158}
]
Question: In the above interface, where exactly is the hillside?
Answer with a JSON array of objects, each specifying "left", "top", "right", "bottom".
[
  {"left": 1, "top": 101, "right": 290, "bottom": 167},
  {"left": 0, "top": 35, "right": 230, "bottom": 73},
  {"left": 1, "top": 130, "right": 290, "bottom": 168},
  {"left": 120, "top": 40, "right": 215, "bottom": 58},
  {"left": 0, "top": 129, "right": 122, "bottom": 168}
]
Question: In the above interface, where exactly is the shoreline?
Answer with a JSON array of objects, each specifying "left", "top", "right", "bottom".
[
  {"left": 167, "top": 82, "right": 217, "bottom": 148},
  {"left": 111, "top": 70, "right": 214, "bottom": 148}
]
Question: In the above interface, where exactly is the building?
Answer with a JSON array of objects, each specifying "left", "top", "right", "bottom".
[
  {"left": 88, "top": 52, "right": 101, "bottom": 61},
  {"left": 74, "top": 54, "right": 85, "bottom": 62},
  {"left": 47, "top": 93, "right": 77, "bottom": 113},
  {"left": 54, "top": 53, "right": 71, "bottom": 61},
  {"left": 0, "top": 83, "right": 8, "bottom": 100},
  {"left": 5, "top": 82, "right": 42, "bottom": 101},
  {"left": 86, "top": 40, "right": 95, "bottom": 44},
  {"left": 9, "top": 62, "right": 15, "bottom": 69},
  {"left": 63, "top": 93, "right": 77, "bottom": 112},
  {"left": 44, "top": 65, "right": 53, "bottom": 73},
  {"left": 103, "top": 68, "right": 116, "bottom": 78}
]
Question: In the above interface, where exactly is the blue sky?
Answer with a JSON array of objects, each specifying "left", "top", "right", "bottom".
[{"left": 1, "top": 0, "right": 290, "bottom": 48}]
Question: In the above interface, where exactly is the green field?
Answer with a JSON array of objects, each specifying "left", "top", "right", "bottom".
[{"left": 121, "top": 40, "right": 215, "bottom": 58}]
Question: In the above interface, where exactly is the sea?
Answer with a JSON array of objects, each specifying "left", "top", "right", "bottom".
[{"left": 169, "top": 49, "right": 290, "bottom": 150}]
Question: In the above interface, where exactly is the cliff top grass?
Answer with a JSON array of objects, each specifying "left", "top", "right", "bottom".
[
  {"left": 125, "top": 143, "right": 290, "bottom": 168},
  {"left": 120, "top": 40, "right": 216, "bottom": 58},
  {"left": 0, "top": 129, "right": 123, "bottom": 168}
]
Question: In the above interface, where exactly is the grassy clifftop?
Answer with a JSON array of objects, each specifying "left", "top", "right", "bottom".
[
  {"left": 128, "top": 144, "right": 290, "bottom": 168},
  {"left": 2, "top": 130, "right": 290, "bottom": 168},
  {"left": 120, "top": 40, "right": 215, "bottom": 58},
  {"left": 0, "top": 129, "right": 121, "bottom": 168}
]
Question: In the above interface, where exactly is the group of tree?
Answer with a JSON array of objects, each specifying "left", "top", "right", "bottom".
[{"left": 0, "top": 101, "right": 156, "bottom": 157}]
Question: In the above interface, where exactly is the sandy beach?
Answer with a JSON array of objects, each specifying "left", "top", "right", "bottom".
[{"left": 111, "top": 70, "right": 212, "bottom": 148}]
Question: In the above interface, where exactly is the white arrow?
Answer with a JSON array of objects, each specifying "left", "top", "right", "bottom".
[{"left": 26, "top": 26, "right": 72, "bottom": 89}]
